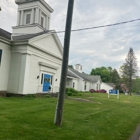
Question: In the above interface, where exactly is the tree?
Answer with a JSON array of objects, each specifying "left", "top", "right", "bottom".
[
  {"left": 107, "top": 66, "right": 113, "bottom": 78},
  {"left": 68, "top": 65, "right": 73, "bottom": 69},
  {"left": 120, "top": 48, "right": 139, "bottom": 95},
  {"left": 132, "top": 78, "right": 140, "bottom": 93},
  {"left": 110, "top": 69, "right": 120, "bottom": 84},
  {"left": 90, "top": 66, "right": 110, "bottom": 82}
]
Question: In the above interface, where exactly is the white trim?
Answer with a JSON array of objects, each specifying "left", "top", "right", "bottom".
[
  {"left": 67, "top": 76, "right": 78, "bottom": 80},
  {"left": 24, "top": 10, "right": 32, "bottom": 25},
  {"left": 39, "top": 62, "right": 59, "bottom": 70},
  {"left": 0, "top": 37, "right": 11, "bottom": 45}
]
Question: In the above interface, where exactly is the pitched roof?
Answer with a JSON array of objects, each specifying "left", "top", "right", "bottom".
[
  {"left": 68, "top": 68, "right": 101, "bottom": 83},
  {"left": 67, "top": 70, "right": 79, "bottom": 79},
  {"left": 87, "top": 75, "right": 102, "bottom": 82},
  {"left": 0, "top": 28, "right": 11, "bottom": 40},
  {"left": 12, "top": 30, "right": 51, "bottom": 41},
  {"left": 15, "top": 0, "right": 54, "bottom": 13},
  {"left": 106, "top": 83, "right": 115, "bottom": 87}
]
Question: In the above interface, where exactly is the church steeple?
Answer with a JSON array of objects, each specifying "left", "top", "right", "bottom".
[{"left": 12, "top": 0, "right": 53, "bottom": 34}]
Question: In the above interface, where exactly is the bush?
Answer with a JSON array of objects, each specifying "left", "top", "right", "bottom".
[
  {"left": 44, "top": 95, "right": 51, "bottom": 98},
  {"left": 89, "top": 89, "right": 95, "bottom": 93},
  {"left": 100, "top": 89, "right": 107, "bottom": 93},
  {"left": 65, "top": 88, "right": 81, "bottom": 96},
  {"left": 96, "top": 90, "right": 100, "bottom": 93},
  {"left": 66, "top": 92, "right": 73, "bottom": 96},
  {"left": 25, "top": 94, "right": 36, "bottom": 98}
]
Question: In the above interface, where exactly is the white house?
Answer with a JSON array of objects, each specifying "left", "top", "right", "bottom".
[
  {"left": 0, "top": 0, "right": 63, "bottom": 95},
  {"left": 101, "top": 82, "right": 114, "bottom": 93},
  {"left": 66, "top": 64, "right": 102, "bottom": 92}
]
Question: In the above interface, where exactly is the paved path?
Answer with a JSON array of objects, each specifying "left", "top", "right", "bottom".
[{"left": 129, "top": 124, "right": 140, "bottom": 140}]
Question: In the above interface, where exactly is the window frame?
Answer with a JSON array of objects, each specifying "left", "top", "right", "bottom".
[
  {"left": 97, "top": 84, "right": 98, "bottom": 90},
  {"left": 26, "top": 13, "right": 31, "bottom": 24},
  {"left": 84, "top": 82, "right": 87, "bottom": 90},
  {"left": 40, "top": 12, "right": 46, "bottom": 28},
  {"left": 41, "top": 16, "right": 44, "bottom": 27},
  {"left": 73, "top": 82, "right": 75, "bottom": 88},
  {"left": 24, "top": 10, "right": 32, "bottom": 25},
  {"left": 0, "top": 49, "right": 2, "bottom": 65}
]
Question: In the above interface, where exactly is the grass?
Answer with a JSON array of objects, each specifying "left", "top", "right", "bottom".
[{"left": 0, "top": 93, "right": 140, "bottom": 140}]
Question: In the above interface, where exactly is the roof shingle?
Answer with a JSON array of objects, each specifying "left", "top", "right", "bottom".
[
  {"left": 0, "top": 28, "right": 11, "bottom": 40},
  {"left": 68, "top": 68, "right": 101, "bottom": 83}
]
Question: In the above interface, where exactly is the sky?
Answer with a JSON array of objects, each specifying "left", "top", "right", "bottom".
[{"left": 1, "top": 0, "right": 140, "bottom": 74}]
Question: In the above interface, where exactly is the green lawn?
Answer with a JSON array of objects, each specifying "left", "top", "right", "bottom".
[{"left": 0, "top": 93, "right": 140, "bottom": 140}]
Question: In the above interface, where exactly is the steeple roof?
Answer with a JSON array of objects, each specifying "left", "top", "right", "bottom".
[{"left": 15, "top": 0, "right": 54, "bottom": 13}]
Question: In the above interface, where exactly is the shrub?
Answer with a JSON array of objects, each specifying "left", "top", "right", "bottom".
[
  {"left": 96, "top": 90, "right": 100, "bottom": 93},
  {"left": 44, "top": 95, "right": 51, "bottom": 98},
  {"left": 100, "top": 89, "right": 107, "bottom": 93},
  {"left": 65, "top": 88, "right": 81, "bottom": 96},
  {"left": 25, "top": 94, "right": 36, "bottom": 98},
  {"left": 66, "top": 92, "right": 73, "bottom": 96},
  {"left": 89, "top": 89, "right": 95, "bottom": 93}
]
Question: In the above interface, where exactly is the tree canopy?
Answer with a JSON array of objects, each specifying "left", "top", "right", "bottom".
[
  {"left": 120, "top": 48, "right": 139, "bottom": 95},
  {"left": 90, "top": 66, "right": 120, "bottom": 83}
]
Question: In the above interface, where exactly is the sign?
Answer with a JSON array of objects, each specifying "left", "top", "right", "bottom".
[
  {"left": 109, "top": 90, "right": 118, "bottom": 94},
  {"left": 108, "top": 90, "right": 119, "bottom": 99}
]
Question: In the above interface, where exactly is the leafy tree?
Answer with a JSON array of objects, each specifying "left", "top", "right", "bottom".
[
  {"left": 107, "top": 66, "right": 113, "bottom": 78},
  {"left": 101, "top": 69, "right": 110, "bottom": 82},
  {"left": 90, "top": 66, "right": 110, "bottom": 82},
  {"left": 120, "top": 48, "right": 139, "bottom": 95},
  {"left": 68, "top": 65, "right": 73, "bottom": 69},
  {"left": 132, "top": 78, "right": 140, "bottom": 93},
  {"left": 90, "top": 66, "right": 121, "bottom": 84},
  {"left": 110, "top": 69, "right": 120, "bottom": 84}
]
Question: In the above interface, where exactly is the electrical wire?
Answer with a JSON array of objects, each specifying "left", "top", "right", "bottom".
[
  {"left": 56, "top": 18, "right": 140, "bottom": 33},
  {"left": 12, "top": 18, "right": 140, "bottom": 36}
]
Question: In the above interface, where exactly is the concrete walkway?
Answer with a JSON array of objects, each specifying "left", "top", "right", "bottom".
[{"left": 129, "top": 124, "right": 140, "bottom": 140}]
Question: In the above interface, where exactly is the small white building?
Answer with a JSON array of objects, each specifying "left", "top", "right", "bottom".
[
  {"left": 0, "top": 0, "right": 63, "bottom": 95},
  {"left": 101, "top": 82, "right": 114, "bottom": 93},
  {"left": 66, "top": 64, "right": 102, "bottom": 92}
]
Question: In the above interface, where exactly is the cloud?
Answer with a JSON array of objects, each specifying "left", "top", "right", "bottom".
[{"left": 1, "top": 0, "right": 140, "bottom": 74}]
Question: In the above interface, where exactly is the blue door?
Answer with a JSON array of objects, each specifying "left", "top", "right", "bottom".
[{"left": 43, "top": 74, "right": 51, "bottom": 92}]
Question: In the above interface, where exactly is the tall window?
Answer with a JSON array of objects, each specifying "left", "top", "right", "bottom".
[
  {"left": 84, "top": 82, "right": 87, "bottom": 90},
  {"left": 0, "top": 49, "right": 2, "bottom": 65},
  {"left": 41, "top": 17, "right": 44, "bottom": 27},
  {"left": 97, "top": 84, "right": 98, "bottom": 90},
  {"left": 73, "top": 82, "right": 75, "bottom": 88},
  {"left": 41, "top": 73, "right": 43, "bottom": 84},
  {"left": 26, "top": 14, "right": 31, "bottom": 24}
]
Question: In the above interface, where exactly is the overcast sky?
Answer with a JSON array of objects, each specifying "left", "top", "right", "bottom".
[{"left": 1, "top": 0, "right": 140, "bottom": 74}]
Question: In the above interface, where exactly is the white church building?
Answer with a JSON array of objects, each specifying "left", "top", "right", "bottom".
[
  {"left": 0, "top": 0, "right": 63, "bottom": 95},
  {"left": 67, "top": 64, "right": 102, "bottom": 92}
]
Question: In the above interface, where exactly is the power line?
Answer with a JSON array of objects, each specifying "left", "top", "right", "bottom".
[
  {"left": 12, "top": 18, "right": 140, "bottom": 36},
  {"left": 56, "top": 18, "right": 140, "bottom": 33},
  {"left": 57, "top": 24, "right": 140, "bottom": 38}
]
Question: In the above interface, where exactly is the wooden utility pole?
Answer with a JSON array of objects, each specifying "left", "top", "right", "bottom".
[{"left": 54, "top": 0, "right": 74, "bottom": 126}]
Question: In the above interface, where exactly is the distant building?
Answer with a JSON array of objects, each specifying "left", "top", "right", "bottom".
[
  {"left": 101, "top": 83, "right": 114, "bottom": 93},
  {"left": 67, "top": 64, "right": 102, "bottom": 91},
  {"left": 0, "top": 0, "right": 63, "bottom": 95}
]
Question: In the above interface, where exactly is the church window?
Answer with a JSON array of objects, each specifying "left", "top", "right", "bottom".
[
  {"left": 84, "top": 82, "right": 87, "bottom": 90},
  {"left": 26, "top": 14, "right": 31, "bottom": 24},
  {"left": 0, "top": 49, "right": 2, "bottom": 65},
  {"left": 41, "top": 17, "right": 44, "bottom": 27},
  {"left": 73, "top": 82, "right": 75, "bottom": 88}
]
